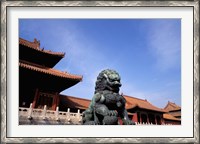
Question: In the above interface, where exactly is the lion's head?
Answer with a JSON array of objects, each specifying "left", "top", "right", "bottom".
[{"left": 95, "top": 69, "right": 122, "bottom": 93}]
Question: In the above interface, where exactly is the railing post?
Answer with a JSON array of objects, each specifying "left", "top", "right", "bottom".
[
  {"left": 55, "top": 106, "right": 59, "bottom": 121},
  {"left": 67, "top": 108, "right": 71, "bottom": 124},
  {"left": 42, "top": 105, "right": 47, "bottom": 120},
  {"left": 27, "top": 103, "right": 33, "bottom": 120},
  {"left": 77, "top": 109, "right": 81, "bottom": 122}
]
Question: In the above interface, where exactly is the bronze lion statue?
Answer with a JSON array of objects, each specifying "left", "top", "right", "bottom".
[{"left": 82, "top": 69, "right": 135, "bottom": 125}]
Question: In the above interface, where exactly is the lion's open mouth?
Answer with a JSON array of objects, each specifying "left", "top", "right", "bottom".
[{"left": 111, "top": 85, "right": 120, "bottom": 92}]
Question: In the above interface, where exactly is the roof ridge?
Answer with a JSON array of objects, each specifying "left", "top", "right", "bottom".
[
  {"left": 145, "top": 100, "right": 166, "bottom": 110},
  {"left": 60, "top": 94, "right": 91, "bottom": 102},
  {"left": 50, "top": 68, "right": 83, "bottom": 78},
  {"left": 123, "top": 95, "right": 147, "bottom": 101},
  {"left": 19, "top": 61, "right": 82, "bottom": 80},
  {"left": 168, "top": 101, "right": 181, "bottom": 108},
  {"left": 124, "top": 95, "right": 166, "bottom": 112},
  {"left": 19, "top": 37, "right": 65, "bottom": 57},
  {"left": 20, "top": 60, "right": 49, "bottom": 69},
  {"left": 164, "top": 101, "right": 181, "bottom": 111},
  {"left": 163, "top": 113, "right": 181, "bottom": 121},
  {"left": 164, "top": 104, "right": 169, "bottom": 110}
]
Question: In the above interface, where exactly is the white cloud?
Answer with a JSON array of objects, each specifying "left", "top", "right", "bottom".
[
  {"left": 52, "top": 22, "right": 116, "bottom": 99},
  {"left": 53, "top": 20, "right": 181, "bottom": 108},
  {"left": 120, "top": 79, "right": 181, "bottom": 108},
  {"left": 147, "top": 21, "right": 181, "bottom": 71}
]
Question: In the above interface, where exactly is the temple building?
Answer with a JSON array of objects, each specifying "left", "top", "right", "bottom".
[
  {"left": 163, "top": 113, "right": 181, "bottom": 125},
  {"left": 19, "top": 37, "right": 82, "bottom": 111},
  {"left": 59, "top": 94, "right": 90, "bottom": 113},
  {"left": 163, "top": 101, "right": 181, "bottom": 124},
  {"left": 164, "top": 101, "right": 181, "bottom": 119},
  {"left": 57, "top": 95, "right": 181, "bottom": 125},
  {"left": 124, "top": 95, "right": 166, "bottom": 125}
]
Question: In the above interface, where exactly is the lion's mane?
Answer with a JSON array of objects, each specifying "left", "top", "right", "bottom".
[{"left": 94, "top": 69, "right": 121, "bottom": 94}]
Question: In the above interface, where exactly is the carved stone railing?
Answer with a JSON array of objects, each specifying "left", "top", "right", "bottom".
[
  {"left": 19, "top": 103, "right": 82, "bottom": 125},
  {"left": 19, "top": 104, "right": 172, "bottom": 125},
  {"left": 135, "top": 122, "right": 170, "bottom": 125}
]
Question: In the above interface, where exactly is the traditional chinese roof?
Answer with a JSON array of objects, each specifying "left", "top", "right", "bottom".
[
  {"left": 163, "top": 113, "right": 181, "bottom": 121},
  {"left": 169, "top": 112, "right": 181, "bottom": 117},
  {"left": 19, "top": 38, "right": 65, "bottom": 57},
  {"left": 164, "top": 101, "right": 181, "bottom": 112},
  {"left": 58, "top": 94, "right": 167, "bottom": 113},
  {"left": 19, "top": 60, "right": 82, "bottom": 80},
  {"left": 19, "top": 38, "right": 65, "bottom": 68},
  {"left": 124, "top": 95, "right": 167, "bottom": 113},
  {"left": 59, "top": 95, "right": 90, "bottom": 110},
  {"left": 19, "top": 60, "right": 83, "bottom": 93}
]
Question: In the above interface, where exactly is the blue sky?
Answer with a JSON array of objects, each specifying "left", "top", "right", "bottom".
[{"left": 19, "top": 19, "right": 181, "bottom": 108}]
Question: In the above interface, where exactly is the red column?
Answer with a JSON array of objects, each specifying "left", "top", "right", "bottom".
[
  {"left": 52, "top": 95, "right": 56, "bottom": 110},
  {"left": 161, "top": 115, "right": 164, "bottom": 124},
  {"left": 132, "top": 113, "right": 138, "bottom": 122},
  {"left": 52, "top": 93, "right": 59, "bottom": 110},
  {"left": 147, "top": 113, "right": 149, "bottom": 123},
  {"left": 155, "top": 115, "right": 157, "bottom": 124},
  {"left": 46, "top": 96, "right": 50, "bottom": 108},
  {"left": 140, "top": 113, "right": 142, "bottom": 123},
  {"left": 32, "top": 88, "right": 39, "bottom": 108},
  {"left": 57, "top": 95, "right": 60, "bottom": 107},
  {"left": 41, "top": 94, "right": 44, "bottom": 107}
]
